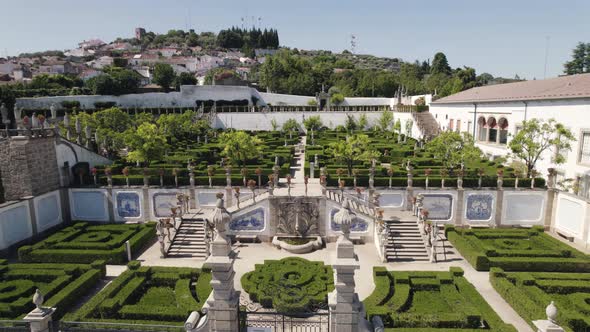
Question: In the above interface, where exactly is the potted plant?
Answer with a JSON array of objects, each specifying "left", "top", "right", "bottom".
[
  {"left": 440, "top": 168, "right": 448, "bottom": 189},
  {"left": 497, "top": 168, "right": 504, "bottom": 189},
  {"left": 304, "top": 176, "right": 309, "bottom": 196},
  {"left": 255, "top": 167, "right": 263, "bottom": 188},
  {"left": 122, "top": 166, "right": 130, "bottom": 187},
  {"left": 143, "top": 167, "right": 150, "bottom": 187},
  {"left": 207, "top": 165, "right": 215, "bottom": 188},
  {"left": 387, "top": 167, "right": 394, "bottom": 188},
  {"left": 513, "top": 170, "right": 520, "bottom": 189},
  {"left": 425, "top": 168, "right": 432, "bottom": 189},
  {"left": 91, "top": 167, "right": 98, "bottom": 186},
  {"left": 477, "top": 168, "right": 485, "bottom": 188},
  {"left": 234, "top": 187, "right": 241, "bottom": 209},
  {"left": 172, "top": 168, "right": 178, "bottom": 187},
  {"left": 352, "top": 168, "right": 359, "bottom": 187},
  {"left": 241, "top": 167, "right": 249, "bottom": 187},
  {"left": 248, "top": 179, "right": 257, "bottom": 202},
  {"left": 105, "top": 167, "right": 112, "bottom": 187},
  {"left": 336, "top": 168, "right": 345, "bottom": 183},
  {"left": 159, "top": 168, "right": 165, "bottom": 187}
]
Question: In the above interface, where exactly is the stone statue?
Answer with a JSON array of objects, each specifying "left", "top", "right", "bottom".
[
  {"left": 334, "top": 199, "right": 354, "bottom": 240},
  {"left": 546, "top": 301, "right": 557, "bottom": 323},
  {"left": 212, "top": 194, "right": 231, "bottom": 236}
]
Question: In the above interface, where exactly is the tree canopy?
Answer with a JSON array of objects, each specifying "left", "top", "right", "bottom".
[
  {"left": 563, "top": 42, "right": 590, "bottom": 75},
  {"left": 303, "top": 116, "right": 323, "bottom": 131},
  {"left": 124, "top": 122, "right": 169, "bottom": 165},
  {"left": 508, "top": 118, "right": 575, "bottom": 177},
  {"left": 426, "top": 131, "right": 482, "bottom": 170},
  {"left": 152, "top": 63, "right": 176, "bottom": 91},
  {"left": 329, "top": 134, "right": 381, "bottom": 175},
  {"left": 219, "top": 131, "right": 263, "bottom": 167}
]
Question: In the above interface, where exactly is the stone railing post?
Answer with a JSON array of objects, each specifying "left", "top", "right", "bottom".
[
  {"left": 23, "top": 290, "right": 56, "bottom": 332},
  {"left": 532, "top": 301, "right": 565, "bottom": 332},
  {"left": 75, "top": 117, "right": 82, "bottom": 145},
  {"left": 310, "top": 162, "right": 315, "bottom": 179},
  {"left": 85, "top": 125, "right": 92, "bottom": 149}
]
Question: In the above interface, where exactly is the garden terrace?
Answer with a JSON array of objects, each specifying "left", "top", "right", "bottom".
[
  {"left": 363, "top": 267, "right": 516, "bottom": 331},
  {"left": 240, "top": 257, "right": 334, "bottom": 314},
  {"left": 306, "top": 130, "right": 544, "bottom": 188},
  {"left": 65, "top": 262, "right": 211, "bottom": 327},
  {"left": 18, "top": 222, "right": 156, "bottom": 264},
  {"left": 87, "top": 131, "right": 297, "bottom": 187},
  {"left": 446, "top": 226, "right": 590, "bottom": 272},
  {"left": 0, "top": 259, "right": 105, "bottom": 320},
  {"left": 490, "top": 268, "right": 590, "bottom": 332}
]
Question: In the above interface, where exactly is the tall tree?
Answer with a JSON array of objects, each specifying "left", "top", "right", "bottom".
[
  {"left": 431, "top": 52, "right": 452, "bottom": 76},
  {"left": 376, "top": 111, "right": 393, "bottom": 132},
  {"left": 564, "top": 42, "right": 589, "bottom": 75},
  {"left": 124, "top": 122, "right": 169, "bottom": 165},
  {"left": 152, "top": 63, "right": 176, "bottom": 91},
  {"left": 303, "top": 115, "right": 323, "bottom": 131},
  {"left": 509, "top": 118, "right": 575, "bottom": 177},
  {"left": 426, "top": 131, "right": 482, "bottom": 170},
  {"left": 219, "top": 131, "right": 263, "bottom": 167}
]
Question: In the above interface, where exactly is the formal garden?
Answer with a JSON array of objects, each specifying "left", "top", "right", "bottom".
[
  {"left": 0, "top": 259, "right": 105, "bottom": 320},
  {"left": 17, "top": 222, "right": 156, "bottom": 264},
  {"left": 240, "top": 257, "right": 334, "bottom": 314},
  {"left": 363, "top": 266, "right": 516, "bottom": 331},
  {"left": 490, "top": 268, "right": 590, "bottom": 332},
  {"left": 446, "top": 226, "right": 590, "bottom": 272},
  {"left": 64, "top": 262, "right": 211, "bottom": 327}
]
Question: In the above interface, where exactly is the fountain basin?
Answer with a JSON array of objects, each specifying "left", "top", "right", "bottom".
[{"left": 272, "top": 236, "right": 323, "bottom": 254}]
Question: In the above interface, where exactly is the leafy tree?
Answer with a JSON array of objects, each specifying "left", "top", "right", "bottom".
[
  {"left": 358, "top": 114, "right": 368, "bottom": 129},
  {"left": 282, "top": 119, "right": 300, "bottom": 133},
  {"left": 329, "top": 134, "right": 381, "bottom": 175},
  {"left": 431, "top": 52, "right": 451, "bottom": 76},
  {"left": 393, "top": 119, "right": 402, "bottom": 134},
  {"left": 330, "top": 93, "right": 344, "bottom": 105},
  {"left": 153, "top": 63, "right": 176, "bottom": 91},
  {"left": 219, "top": 131, "right": 263, "bottom": 166},
  {"left": 270, "top": 118, "right": 279, "bottom": 131},
  {"left": 303, "top": 116, "right": 323, "bottom": 131},
  {"left": 85, "top": 75, "right": 117, "bottom": 95},
  {"left": 124, "top": 122, "right": 169, "bottom": 165},
  {"left": 156, "top": 110, "right": 209, "bottom": 143},
  {"left": 509, "top": 118, "right": 575, "bottom": 177},
  {"left": 174, "top": 72, "right": 197, "bottom": 90},
  {"left": 426, "top": 131, "right": 482, "bottom": 170},
  {"left": 377, "top": 111, "right": 393, "bottom": 132},
  {"left": 85, "top": 69, "right": 140, "bottom": 95},
  {"left": 344, "top": 115, "right": 358, "bottom": 132}
]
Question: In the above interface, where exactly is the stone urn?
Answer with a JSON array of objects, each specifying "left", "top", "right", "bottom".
[{"left": 546, "top": 301, "right": 557, "bottom": 323}]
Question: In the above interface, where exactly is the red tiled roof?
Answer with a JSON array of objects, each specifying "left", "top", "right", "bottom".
[{"left": 432, "top": 73, "right": 590, "bottom": 104}]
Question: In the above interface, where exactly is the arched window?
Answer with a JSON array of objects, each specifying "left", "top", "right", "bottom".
[
  {"left": 477, "top": 116, "right": 487, "bottom": 141},
  {"left": 498, "top": 118, "right": 509, "bottom": 144},
  {"left": 487, "top": 117, "right": 498, "bottom": 143}
]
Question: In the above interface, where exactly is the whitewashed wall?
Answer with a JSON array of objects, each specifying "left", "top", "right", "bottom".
[
  {"left": 69, "top": 188, "right": 110, "bottom": 222},
  {"left": 501, "top": 191, "right": 546, "bottom": 226},
  {"left": 553, "top": 192, "right": 589, "bottom": 245},
  {"left": 0, "top": 201, "right": 33, "bottom": 250},
  {"left": 33, "top": 190, "right": 62, "bottom": 232}
]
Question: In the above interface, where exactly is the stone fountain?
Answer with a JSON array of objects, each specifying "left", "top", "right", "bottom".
[{"left": 272, "top": 197, "right": 323, "bottom": 253}]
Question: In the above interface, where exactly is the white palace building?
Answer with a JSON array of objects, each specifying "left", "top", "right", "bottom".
[{"left": 429, "top": 73, "right": 590, "bottom": 198}]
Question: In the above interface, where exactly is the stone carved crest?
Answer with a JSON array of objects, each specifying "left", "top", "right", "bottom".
[{"left": 277, "top": 198, "right": 320, "bottom": 236}]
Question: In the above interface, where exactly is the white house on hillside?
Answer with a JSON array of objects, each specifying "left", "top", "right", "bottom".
[{"left": 429, "top": 73, "right": 590, "bottom": 198}]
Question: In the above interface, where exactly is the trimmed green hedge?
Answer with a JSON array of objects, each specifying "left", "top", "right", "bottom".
[
  {"left": 491, "top": 268, "right": 590, "bottom": 332},
  {"left": 446, "top": 226, "right": 590, "bottom": 272},
  {"left": 363, "top": 267, "right": 516, "bottom": 331},
  {"left": 18, "top": 222, "right": 156, "bottom": 264},
  {"left": 0, "top": 260, "right": 105, "bottom": 319},
  {"left": 65, "top": 263, "right": 212, "bottom": 326},
  {"left": 241, "top": 257, "right": 334, "bottom": 314}
]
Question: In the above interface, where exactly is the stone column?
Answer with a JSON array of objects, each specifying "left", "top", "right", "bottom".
[
  {"left": 75, "top": 117, "right": 82, "bottom": 145},
  {"left": 204, "top": 197, "right": 240, "bottom": 332},
  {"left": 544, "top": 169, "right": 558, "bottom": 230},
  {"left": 406, "top": 165, "right": 414, "bottom": 211},
  {"left": 494, "top": 189, "right": 503, "bottom": 228},
  {"left": 329, "top": 200, "right": 370, "bottom": 332},
  {"left": 310, "top": 162, "right": 315, "bottom": 179},
  {"left": 455, "top": 189, "right": 464, "bottom": 227}
]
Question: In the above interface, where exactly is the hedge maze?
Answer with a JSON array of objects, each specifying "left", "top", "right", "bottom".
[
  {"left": 66, "top": 263, "right": 212, "bottom": 326},
  {"left": 91, "top": 131, "right": 297, "bottom": 187},
  {"left": 364, "top": 267, "right": 516, "bottom": 331},
  {"left": 446, "top": 226, "right": 590, "bottom": 272},
  {"left": 0, "top": 259, "right": 105, "bottom": 320},
  {"left": 490, "top": 268, "right": 590, "bottom": 332},
  {"left": 18, "top": 222, "right": 156, "bottom": 264},
  {"left": 306, "top": 130, "right": 544, "bottom": 188},
  {"left": 241, "top": 257, "right": 334, "bottom": 314}
]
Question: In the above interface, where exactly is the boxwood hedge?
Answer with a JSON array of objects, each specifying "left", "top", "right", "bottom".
[
  {"left": 65, "top": 262, "right": 212, "bottom": 326},
  {"left": 0, "top": 259, "right": 105, "bottom": 319},
  {"left": 241, "top": 257, "right": 334, "bottom": 314},
  {"left": 490, "top": 268, "right": 590, "bottom": 332},
  {"left": 446, "top": 226, "right": 590, "bottom": 272},
  {"left": 18, "top": 222, "right": 156, "bottom": 264},
  {"left": 364, "top": 267, "right": 516, "bottom": 331}
]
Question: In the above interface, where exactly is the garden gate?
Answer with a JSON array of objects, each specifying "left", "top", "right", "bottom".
[{"left": 239, "top": 311, "right": 330, "bottom": 332}]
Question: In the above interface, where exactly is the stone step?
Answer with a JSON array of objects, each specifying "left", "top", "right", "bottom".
[
  {"left": 387, "top": 252, "right": 429, "bottom": 257},
  {"left": 168, "top": 247, "right": 208, "bottom": 253}
]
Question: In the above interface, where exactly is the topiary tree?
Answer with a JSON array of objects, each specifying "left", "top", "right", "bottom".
[
  {"left": 124, "top": 122, "right": 169, "bottom": 166},
  {"left": 426, "top": 131, "right": 482, "bottom": 170},
  {"left": 303, "top": 115, "right": 323, "bottom": 132},
  {"left": 219, "top": 131, "right": 263, "bottom": 167},
  {"left": 329, "top": 134, "right": 381, "bottom": 175}
]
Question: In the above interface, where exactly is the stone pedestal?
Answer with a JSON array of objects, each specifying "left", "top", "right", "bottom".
[
  {"left": 533, "top": 320, "right": 565, "bottom": 332},
  {"left": 328, "top": 237, "right": 370, "bottom": 332},
  {"left": 310, "top": 162, "right": 315, "bottom": 179},
  {"left": 23, "top": 307, "right": 56, "bottom": 332}
]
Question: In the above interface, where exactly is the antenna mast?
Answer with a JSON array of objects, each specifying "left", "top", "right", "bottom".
[
  {"left": 543, "top": 36, "right": 550, "bottom": 79},
  {"left": 350, "top": 34, "right": 357, "bottom": 54}
]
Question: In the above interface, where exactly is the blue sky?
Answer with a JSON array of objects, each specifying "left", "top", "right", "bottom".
[{"left": 1, "top": 0, "right": 589, "bottom": 79}]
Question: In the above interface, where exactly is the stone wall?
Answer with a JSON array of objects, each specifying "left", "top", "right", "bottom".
[{"left": 0, "top": 136, "right": 60, "bottom": 201}]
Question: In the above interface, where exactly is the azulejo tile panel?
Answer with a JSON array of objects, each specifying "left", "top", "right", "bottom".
[
  {"left": 330, "top": 209, "right": 369, "bottom": 233},
  {"left": 422, "top": 194, "right": 453, "bottom": 220},
  {"left": 116, "top": 192, "right": 141, "bottom": 218},
  {"left": 230, "top": 207, "right": 265, "bottom": 232},
  {"left": 465, "top": 194, "right": 494, "bottom": 221},
  {"left": 153, "top": 193, "right": 179, "bottom": 218}
]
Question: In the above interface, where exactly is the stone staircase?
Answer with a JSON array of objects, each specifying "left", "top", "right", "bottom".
[
  {"left": 412, "top": 111, "right": 441, "bottom": 139},
  {"left": 167, "top": 218, "right": 208, "bottom": 258},
  {"left": 325, "top": 190, "right": 375, "bottom": 218},
  {"left": 385, "top": 219, "right": 429, "bottom": 262}
]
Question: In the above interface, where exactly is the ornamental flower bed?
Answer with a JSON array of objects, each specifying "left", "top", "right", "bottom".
[
  {"left": 445, "top": 226, "right": 590, "bottom": 272},
  {"left": 65, "top": 262, "right": 211, "bottom": 326},
  {"left": 0, "top": 259, "right": 105, "bottom": 320},
  {"left": 363, "top": 267, "right": 516, "bottom": 331},
  {"left": 490, "top": 268, "right": 590, "bottom": 332},
  {"left": 18, "top": 222, "right": 156, "bottom": 264},
  {"left": 240, "top": 257, "right": 334, "bottom": 314}
]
